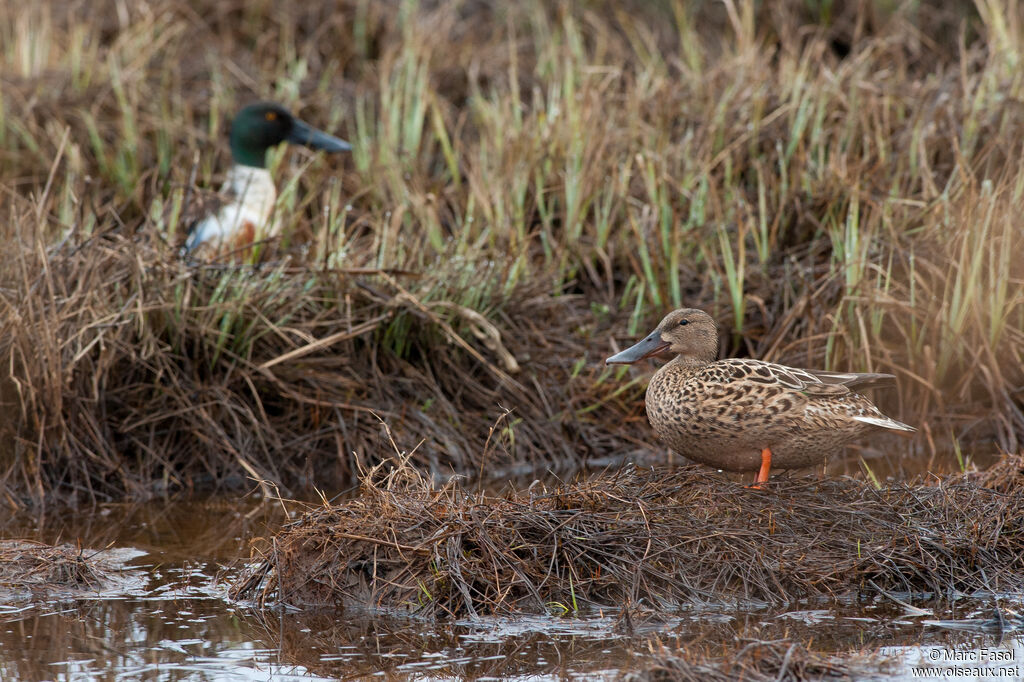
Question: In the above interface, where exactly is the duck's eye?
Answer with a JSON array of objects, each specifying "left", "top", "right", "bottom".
[
  {"left": 265, "top": 111, "right": 277, "bottom": 121},
  {"left": 679, "top": 319, "right": 689, "bottom": 326}
]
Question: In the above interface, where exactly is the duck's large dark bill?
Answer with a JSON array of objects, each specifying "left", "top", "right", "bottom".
[
  {"left": 287, "top": 118, "right": 352, "bottom": 152},
  {"left": 605, "top": 332, "right": 669, "bottom": 365}
]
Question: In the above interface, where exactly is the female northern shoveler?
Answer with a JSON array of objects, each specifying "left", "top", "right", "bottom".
[
  {"left": 182, "top": 102, "right": 351, "bottom": 258},
  {"left": 606, "top": 308, "right": 915, "bottom": 485}
]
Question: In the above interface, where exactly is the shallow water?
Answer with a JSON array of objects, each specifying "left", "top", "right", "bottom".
[{"left": 1, "top": 493, "right": 1022, "bottom": 680}]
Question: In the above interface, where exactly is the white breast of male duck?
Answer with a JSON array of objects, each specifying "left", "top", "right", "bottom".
[{"left": 183, "top": 165, "right": 278, "bottom": 257}]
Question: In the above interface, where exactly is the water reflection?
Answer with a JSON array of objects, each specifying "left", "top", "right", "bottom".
[
  {"left": 1, "top": 498, "right": 288, "bottom": 564},
  {"left": 234, "top": 602, "right": 1024, "bottom": 680}
]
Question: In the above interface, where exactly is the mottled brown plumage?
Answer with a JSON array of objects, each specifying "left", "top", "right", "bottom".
[{"left": 606, "top": 308, "right": 915, "bottom": 482}]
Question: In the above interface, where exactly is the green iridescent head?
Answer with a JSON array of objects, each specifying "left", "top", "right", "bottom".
[{"left": 228, "top": 102, "right": 351, "bottom": 168}]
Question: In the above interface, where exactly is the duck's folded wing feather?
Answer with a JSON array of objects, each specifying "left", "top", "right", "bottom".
[
  {"left": 172, "top": 186, "right": 229, "bottom": 255},
  {"left": 802, "top": 368, "right": 897, "bottom": 391},
  {"left": 721, "top": 361, "right": 895, "bottom": 393}
]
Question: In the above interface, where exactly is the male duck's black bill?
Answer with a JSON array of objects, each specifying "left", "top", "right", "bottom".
[
  {"left": 605, "top": 331, "right": 670, "bottom": 365},
  {"left": 287, "top": 118, "right": 352, "bottom": 152}
]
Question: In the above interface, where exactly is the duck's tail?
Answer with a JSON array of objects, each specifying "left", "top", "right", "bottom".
[{"left": 854, "top": 414, "right": 917, "bottom": 434}]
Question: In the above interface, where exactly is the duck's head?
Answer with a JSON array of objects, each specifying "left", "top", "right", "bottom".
[
  {"left": 229, "top": 102, "right": 352, "bottom": 168},
  {"left": 605, "top": 308, "right": 718, "bottom": 365}
]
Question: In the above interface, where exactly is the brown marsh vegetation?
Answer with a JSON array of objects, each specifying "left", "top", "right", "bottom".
[
  {"left": 0, "top": 540, "right": 109, "bottom": 593},
  {"left": 1, "top": 0, "right": 1023, "bottom": 505},
  {"left": 230, "top": 455, "right": 1024, "bottom": 615}
]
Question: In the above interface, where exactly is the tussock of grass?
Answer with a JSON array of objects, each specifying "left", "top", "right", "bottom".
[
  {"left": 2, "top": 0, "right": 1024, "bottom": 503},
  {"left": 0, "top": 540, "right": 107, "bottom": 592},
  {"left": 229, "top": 453, "right": 1024, "bottom": 615},
  {"left": 1, "top": 229, "right": 635, "bottom": 503}
]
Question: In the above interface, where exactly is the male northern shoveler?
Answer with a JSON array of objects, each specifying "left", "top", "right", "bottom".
[
  {"left": 182, "top": 102, "right": 351, "bottom": 258},
  {"left": 606, "top": 308, "right": 915, "bottom": 485}
]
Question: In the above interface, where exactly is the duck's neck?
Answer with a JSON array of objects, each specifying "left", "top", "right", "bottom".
[
  {"left": 665, "top": 354, "right": 713, "bottom": 371},
  {"left": 648, "top": 355, "right": 708, "bottom": 400},
  {"left": 651, "top": 355, "right": 711, "bottom": 386}
]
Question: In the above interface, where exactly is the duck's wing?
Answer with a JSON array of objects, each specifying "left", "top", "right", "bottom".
[
  {"left": 803, "top": 369, "right": 897, "bottom": 391},
  {"left": 180, "top": 166, "right": 277, "bottom": 259},
  {"left": 179, "top": 188, "right": 230, "bottom": 254},
  {"left": 722, "top": 361, "right": 895, "bottom": 395},
  {"left": 714, "top": 360, "right": 916, "bottom": 432},
  {"left": 179, "top": 188, "right": 264, "bottom": 258}
]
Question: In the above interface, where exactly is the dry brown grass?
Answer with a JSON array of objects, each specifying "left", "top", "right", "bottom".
[
  {"left": 1, "top": 231, "right": 636, "bottom": 503},
  {"left": 229, "top": 453, "right": 1024, "bottom": 615},
  {"left": 0, "top": 540, "right": 107, "bottom": 593},
  {"left": 2, "top": 0, "right": 1023, "bottom": 504}
]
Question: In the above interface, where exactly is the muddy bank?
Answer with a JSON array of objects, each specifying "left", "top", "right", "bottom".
[{"left": 230, "top": 454, "right": 1024, "bottom": 614}]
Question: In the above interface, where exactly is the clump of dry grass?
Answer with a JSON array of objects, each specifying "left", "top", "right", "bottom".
[
  {"left": 968, "top": 452, "right": 1024, "bottom": 493},
  {"left": 2, "top": 0, "right": 1024, "bottom": 504},
  {"left": 229, "top": 453, "right": 1024, "bottom": 615},
  {"left": 0, "top": 540, "right": 107, "bottom": 593},
  {"left": 0, "top": 228, "right": 638, "bottom": 504}
]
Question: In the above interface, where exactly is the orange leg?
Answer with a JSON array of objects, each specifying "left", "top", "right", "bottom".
[
  {"left": 756, "top": 447, "right": 772, "bottom": 483},
  {"left": 746, "top": 447, "right": 773, "bottom": 489}
]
